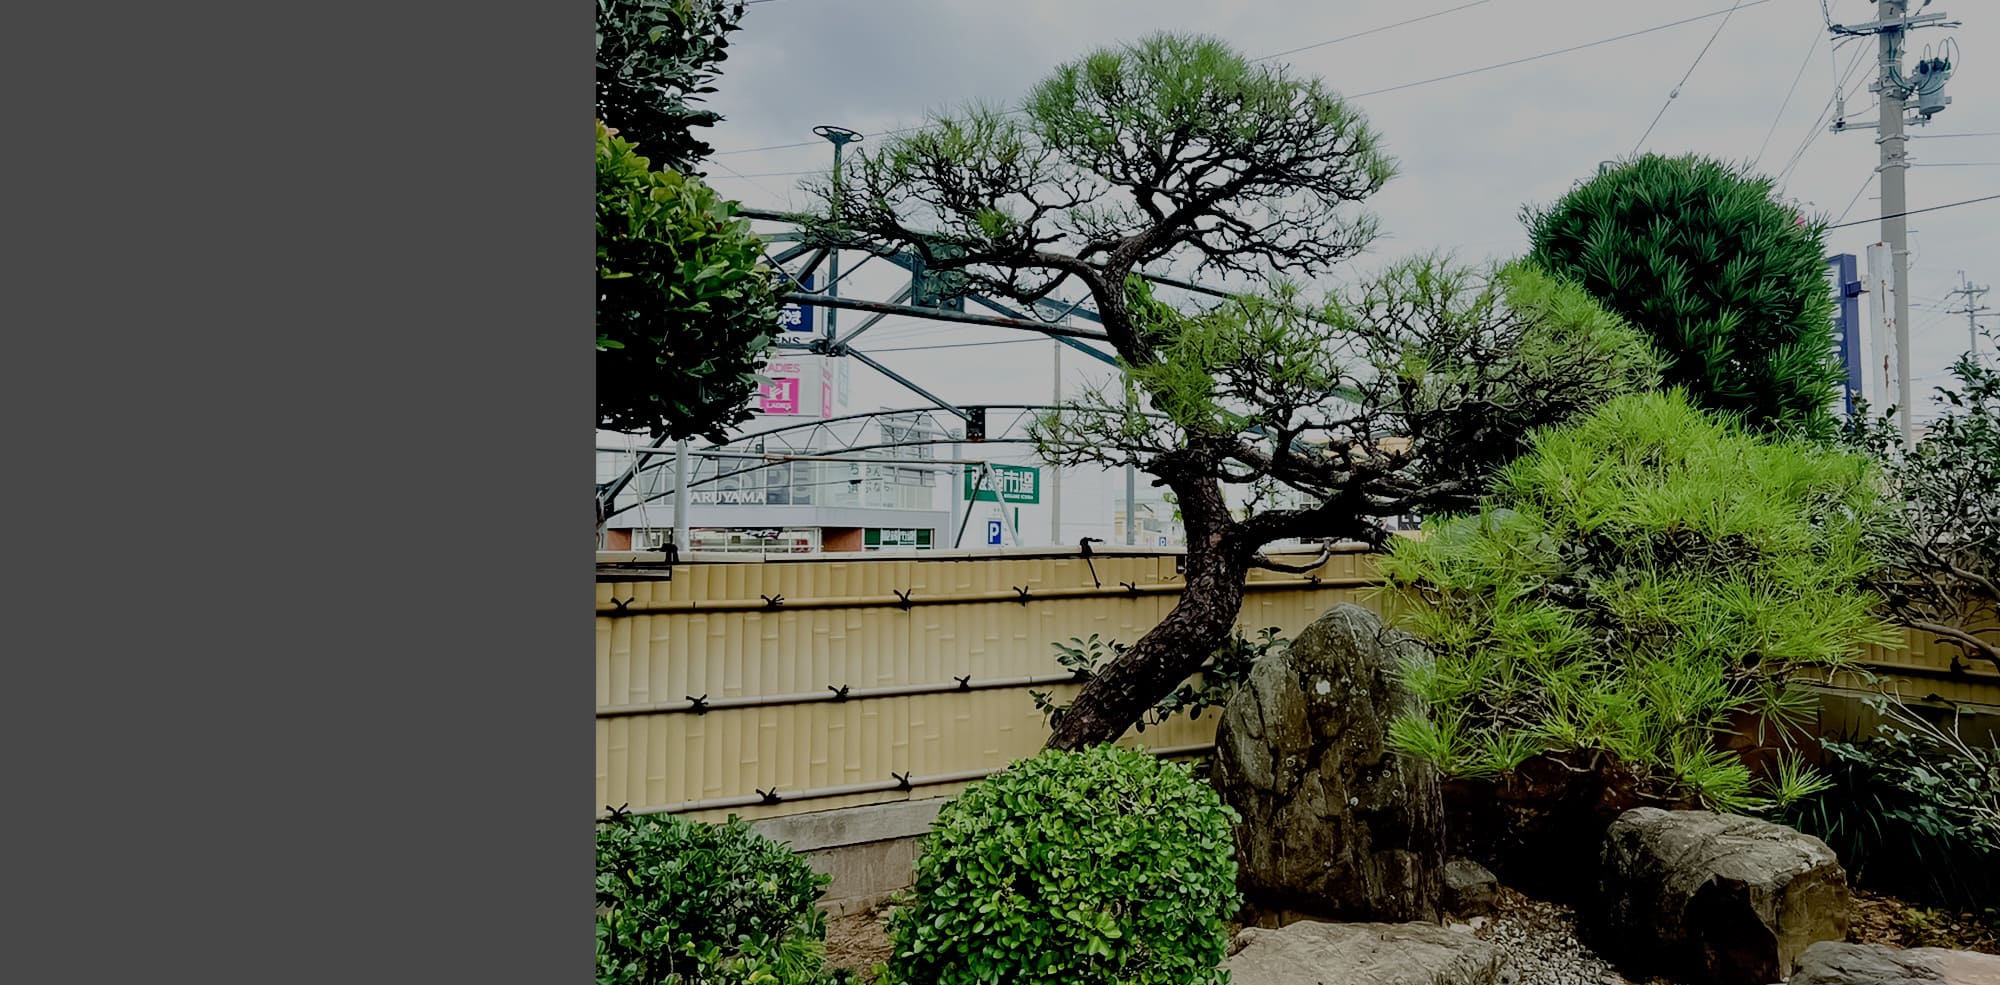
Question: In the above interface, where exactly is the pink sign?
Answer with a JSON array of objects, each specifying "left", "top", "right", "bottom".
[
  {"left": 758, "top": 377, "right": 800, "bottom": 414},
  {"left": 821, "top": 380, "right": 833, "bottom": 418}
]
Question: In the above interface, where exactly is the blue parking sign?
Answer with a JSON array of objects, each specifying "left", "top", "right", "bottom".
[{"left": 986, "top": 520, "right": 1003, "bottom": 545}]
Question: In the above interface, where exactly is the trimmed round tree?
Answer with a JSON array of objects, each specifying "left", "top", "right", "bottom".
[
  {"left": 595, "top": 811, "right": 830, "bottom": 984},
  {"left": 1522, "top": 153, "right": 1842, "bottom": 435},
  {"left": 885, "top": 745, "right": 1240, "bottom": 985}
]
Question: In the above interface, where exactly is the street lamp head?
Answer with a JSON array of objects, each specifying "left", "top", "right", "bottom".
[{"left": 813, "top": 125, "right": 864, "bottom": 147}]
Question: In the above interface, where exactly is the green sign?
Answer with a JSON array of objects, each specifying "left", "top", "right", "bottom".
[{"left": 965, "top": 464, "right": 1041, "bottom": 504}]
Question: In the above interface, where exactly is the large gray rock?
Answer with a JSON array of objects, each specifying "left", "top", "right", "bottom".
[
  {"left": 1592, "top": 807, "right": 1849, "bottom": 985},
  {"left": 1790, "top": 941, "right": 2000, "bottom": 985},
  {"left": 1226, "top": 921, "right": 1509, "bottom": 985},
  {"left": 1442, "top": 859, "right": 1500, "bottom": 918},
  {"left": 1212, "top": 603, "right": 1446, "bottom": 923}
]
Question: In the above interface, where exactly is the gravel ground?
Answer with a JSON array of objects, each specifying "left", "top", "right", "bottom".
[
  {"left": 1471, "top": 887, "right": 1668, "bottom": 985},
  {"left": 824, "top": 884, "right": 1996, "bottom": 982},
  {"left": 829, "top": 891, "right": 1662, "bottom": 984}
]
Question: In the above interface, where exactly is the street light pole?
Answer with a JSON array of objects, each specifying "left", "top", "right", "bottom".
[{"left": 813, "top": 126, "right": 863, "bottom": 344}]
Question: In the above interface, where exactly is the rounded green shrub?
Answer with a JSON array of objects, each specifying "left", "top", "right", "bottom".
[
  {"left": 885, "top": 745, "right": 1241, "bottom": 985},
  {"left": 1522, "top": 152, "right": 1842, "bottom": 435},
  {"left": 595, "top": 809, "right": 830, "bottom": 985}
]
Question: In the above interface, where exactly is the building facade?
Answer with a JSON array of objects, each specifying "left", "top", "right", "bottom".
[{"left": 597, "top": 410, "right": 951, "bottom": 555}]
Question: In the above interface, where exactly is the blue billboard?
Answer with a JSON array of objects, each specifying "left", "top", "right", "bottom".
[
  {"left": 1826, "top": 254, "right": 1863, "bottom": 417},
  {"left": 778, "top": 273, "right": 816, "bottom": 334}
]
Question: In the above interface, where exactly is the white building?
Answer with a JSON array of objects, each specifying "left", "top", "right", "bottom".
[{"left": 597, "top": 412, "right": 952, "bottom": 554}]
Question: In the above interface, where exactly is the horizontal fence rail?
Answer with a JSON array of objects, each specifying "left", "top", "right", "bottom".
[
  {"left": 595, "top": 574, "right": 1379, "bottom": 616},
  {"left": 595, "top": 548, "right": 2000, "bottom": 824},
  {"left": 603, "top": 743, "right": 1218, "bottom": 819}
]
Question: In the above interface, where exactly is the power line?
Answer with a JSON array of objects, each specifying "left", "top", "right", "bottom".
[
  {"left": 1632, "top": 0, "right": 1746, "bottom": 155},
  {"left": 1825, "top": 193, "right": 2000, "bottom": 229},
  {"left": 705, "top": 157, "right": 784, "bottom": 200},
  {"left": 1834, "top": 172, "right": 1876, "bottom": 225},
  {"left": 715, "top": 2, "right": 1504, "bottom": 158},
  {"left": 1346, "top": 1, "right": 1772, "bottom": 100},
  {"left": 1911, "top": 131, "right": 2000, "bottom": 139},
  {"left": 713, "top": 138, "right": 824, "bottom": 157},
  {"left": 714, "top": 2, "right": 1779, "bottom": 162},
  {"left": 1774, "top": 43, "right": 1872, "bottom": 185},
  {"left": 1911, "top": 161, "right": 2000, "bottom": 168},
  {"left": 1256, "top": 0, "right": 1498, "bottom": 62},
  {"left": 1750, "top": 25, "right": 1824, "bottom": 169},
  {"left": 868, "top": 338, "right": 1046, "bottom": 354},
  {"left": 1781, "top": 40, "right": 1872, "bottom": 175}
]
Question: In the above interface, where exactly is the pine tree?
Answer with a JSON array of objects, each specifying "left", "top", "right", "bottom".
[{"left": 1523, "top": 153, "right": 1842, "bottom": 434}]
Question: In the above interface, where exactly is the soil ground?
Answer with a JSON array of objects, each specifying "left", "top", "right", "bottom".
[
  {"left": 1846, "top": 888, "right": 2000, "bottom": 955},
  {"left": 824, "top": 904, "right": 894, "bottom": 975}
]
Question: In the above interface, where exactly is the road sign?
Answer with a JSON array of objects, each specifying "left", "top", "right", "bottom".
[
  {"left": 1157, "top": 535, "right": 1168, "bottom": 547},
  {"left": 777, "top": 274, "right": 816, "bottom": 333},
  {"left": 965, "top": 464, "right": 1041, "bottom": 504},
  {"left": 986, "top": 520, "right": 1003, "bottom": 546}
]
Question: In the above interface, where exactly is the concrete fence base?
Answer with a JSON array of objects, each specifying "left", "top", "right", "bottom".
[{"left": 750, "top": 798, "right": 948, "bottom": 916}]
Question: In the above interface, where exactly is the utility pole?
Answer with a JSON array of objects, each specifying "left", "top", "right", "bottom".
[
  {"left": 948, "top": 436, "right": 963, "bottom": 548},
  {"left": 1878, "top": 0, "right": 1915, "bottom": 441},
  {"left": 1827, "top": 0, "right": 1961, "bottom": 441},
  {"left": 1050, "top": 339, "right": 1061, "bottom": 545},
  {"left": 672, "top": 438, "right": 690, "bottom": 554},
  {"left": 1124, "top": 464, "right": 1137, "bottom": 547},
  {"left": 1947, "top": 272, "right": 1994, "bottom": 360}
]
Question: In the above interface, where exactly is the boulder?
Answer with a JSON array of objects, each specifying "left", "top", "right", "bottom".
[
  {"left": 1212, "top": 603, "right": 1446, "bottom": 923},
  {"left": 1442, "top": 859, "right": 1499, "bottom": 918},
  {"left": 1225, "top": 920, "right": 1509, "bottom": 985},
  {"left": 1790, "top": 941, "right": 2000, "bottom": 985},
  {"left": 1591, "top": 807, "right": 1849, "bottom": 985},
  {"left": 1443, "top": 751, "right": 1672, "bottom": 903}
]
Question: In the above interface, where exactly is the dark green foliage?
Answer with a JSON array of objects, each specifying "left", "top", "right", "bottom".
[
  {"left": 1030, "top": 628, "right": 1285, "bottom": 733},
  {"left": 596, "top": 0, "right": 745, "bottom": 174},
  {"left": 595, "top": 809, "right": 830, "bottom": 984},
  {"left": 822, "top": 32, "right": 1396, "bottom": 287},
  {"left": 883, "top": 745, "right": 1241, "bottom": 985},
  {"left": 1781, "top": 695, "right": 2000, "bottom": 913},
  {"left": 1523, "top": 153, "right": 1843, "bottom": 435},
  {"left": 1841, "top": 346, "right": 2000, "bottom": 673},
  {"left": 597, "top": 121, "right": 780, "bottom": 441},
  {"left": 1380, "top": 391, "right": 1897, "bottom": 810}
]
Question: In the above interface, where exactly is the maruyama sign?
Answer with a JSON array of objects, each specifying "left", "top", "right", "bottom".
[{"left": 965, "top": 464, "right": 1041, "bottom": 504}]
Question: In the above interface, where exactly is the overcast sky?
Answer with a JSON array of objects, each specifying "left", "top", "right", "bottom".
[{"left": 667, "top": 0, "right": 1999, "bottom": 542}]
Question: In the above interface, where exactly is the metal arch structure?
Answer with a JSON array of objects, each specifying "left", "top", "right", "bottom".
[
  {"left": 598, "top": 403, "right": 1127, "bottom": 528},
  {"left": 593, "top": 206, "right": 1366, "bottom": 544},
  {"left": 594, "top": 204, "right": 1235, "bottom": 527},
  {"left": 734, "top": 205, "right": 1355, "bottom": 420},
  {"left": 740, "top": 206, "right": 1252, "bottom": 382},
  {"left": 597, "top": 404, "right": 1075, "bottom": 550}
]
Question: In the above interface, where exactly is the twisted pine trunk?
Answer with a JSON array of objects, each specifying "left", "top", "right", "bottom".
[
  {"left": 1044, "top": 469, "right": 1254, "bottom": 751},
  {"left": 1045, "top": 539, "right": 1252, "bottom": 750}
]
